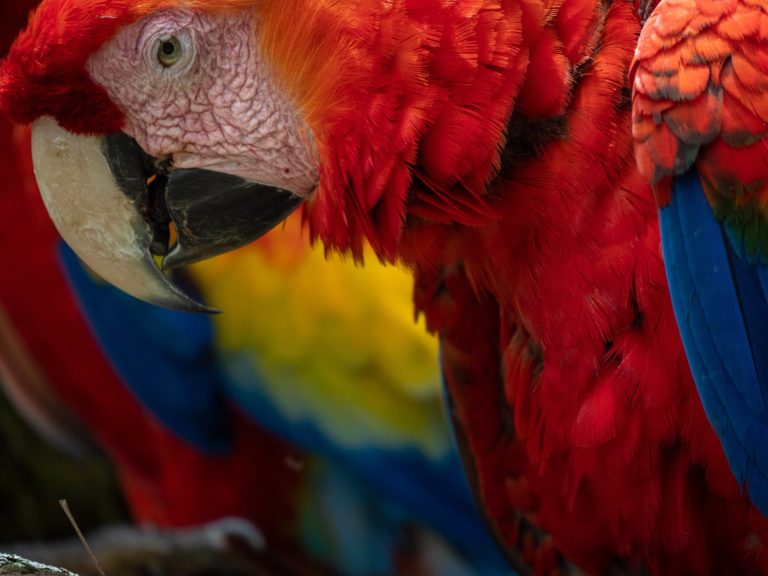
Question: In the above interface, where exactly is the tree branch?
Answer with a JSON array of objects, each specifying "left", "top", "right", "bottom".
[{"left": 0, "top": 554, "right": 78, "bottom": 576}]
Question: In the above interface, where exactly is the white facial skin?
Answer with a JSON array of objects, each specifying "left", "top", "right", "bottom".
[{"left": 86, "top": 9, "right": 319, "bottom": 196}]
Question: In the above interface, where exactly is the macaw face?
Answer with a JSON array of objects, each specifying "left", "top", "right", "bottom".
[
  {"left": 5, "top": 0, "right": 526, "bottom": 302},
  {"left": 88, "top": 9, "right": 317, "bottom": 193},
  {"left": 6, "top": 4, "right": 319, "bottom": 311}
]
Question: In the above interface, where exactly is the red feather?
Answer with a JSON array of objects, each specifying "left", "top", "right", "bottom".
[{"left": 319, "top": 0, "right": 768, "bottom": 572}]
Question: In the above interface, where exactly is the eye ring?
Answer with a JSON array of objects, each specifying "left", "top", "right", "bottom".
[
  {"left": 146, "top": 29, "right": 195, "bottom": 76},
  {"left": 157, "top": 36, "right": 183, "bottom": 67}
]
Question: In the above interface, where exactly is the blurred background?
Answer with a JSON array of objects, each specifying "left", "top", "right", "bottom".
[{"left": 0, "top": 3, "right": 511, "bottom": 575}]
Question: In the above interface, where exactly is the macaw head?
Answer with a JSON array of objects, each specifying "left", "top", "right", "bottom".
[{"left": 1, "top": 0, "right": 528, "bottom": 309}]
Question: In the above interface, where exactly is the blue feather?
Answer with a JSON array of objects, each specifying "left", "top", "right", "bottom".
[
  {"left": 728, "top": 250, "right": 768, "bottom": 396},
  {"left": 58, "top": 243, "right": 232, "bottom": 454},
  {"left": 660, "top": 168, "right": 768, "bottom": 514}
]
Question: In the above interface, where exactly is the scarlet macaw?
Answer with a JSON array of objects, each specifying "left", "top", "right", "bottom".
[
  {"left": 0, "top": 7, "right": 509, "bottom": 573},
  {"left": 2, "top": 0, "right": 767, "bottom": 574}
]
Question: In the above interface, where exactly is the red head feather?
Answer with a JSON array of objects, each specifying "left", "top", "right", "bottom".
[{"left": 0, "top": 0, "right": 146, "bottom": 133}]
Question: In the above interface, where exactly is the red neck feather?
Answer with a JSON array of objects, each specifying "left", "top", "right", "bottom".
[{"left": 264, "top": 0, "right": 618, "bottom": 261}]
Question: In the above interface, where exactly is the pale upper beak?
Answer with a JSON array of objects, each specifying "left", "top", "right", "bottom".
[{"left": 31, "top": 116, "right": 304, "bottom": 312}]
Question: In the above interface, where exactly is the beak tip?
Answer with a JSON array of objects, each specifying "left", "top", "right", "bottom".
[
  {"left": 166, "top": 295, "right": 221, "bottom": 315},
  {"left": 31, "top": 118, "right": 219, "bottom": 315}
]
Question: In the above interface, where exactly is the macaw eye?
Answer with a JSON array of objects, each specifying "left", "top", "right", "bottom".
[{"left": 157, "top": 37, "right": 182, "bottom": 67}]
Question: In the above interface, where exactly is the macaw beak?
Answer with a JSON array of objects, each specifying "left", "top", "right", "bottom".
[{"left": 31, "top": 116, "right": 304, "bottom": 312}]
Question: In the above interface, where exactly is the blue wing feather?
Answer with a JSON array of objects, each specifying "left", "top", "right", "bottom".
[
  {"left": 728, "top": 249, "right": 768, "bottom": 396},
  {"left": 58, "top": 243, "right": 232, "bottom": 454},
  {"left": 672, "top": 172, "right": 765, "bottom": 412},
  {"left": 661, "top": 168, "right": 768, "bottom": 513}
]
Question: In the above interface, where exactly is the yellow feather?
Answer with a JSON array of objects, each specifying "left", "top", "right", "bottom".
[{"left": 188, "top": 215, "right": 447, "bottom": 457}]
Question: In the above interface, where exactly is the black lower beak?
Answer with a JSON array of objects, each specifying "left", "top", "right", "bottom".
[
  {"left": 104, "top": 132, "right": 304, "bottom": 271},
  {"left": 162, "top": 167, "right": 303, "bottom": 270},
  {"left": 31, "top": 116, "right": 304, "bottom": 313}
]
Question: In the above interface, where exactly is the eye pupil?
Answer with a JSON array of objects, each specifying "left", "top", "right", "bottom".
[{"left": 157, "top": 36, "right": 182, "bottom": 67}]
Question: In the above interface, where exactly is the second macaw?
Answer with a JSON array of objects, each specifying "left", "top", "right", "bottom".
[
  {"left": 3, "top": 0, "right": 768, "bottom": 574},
  {"left": 632, "top": 0, "right": 768, "bottom": 527}
]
